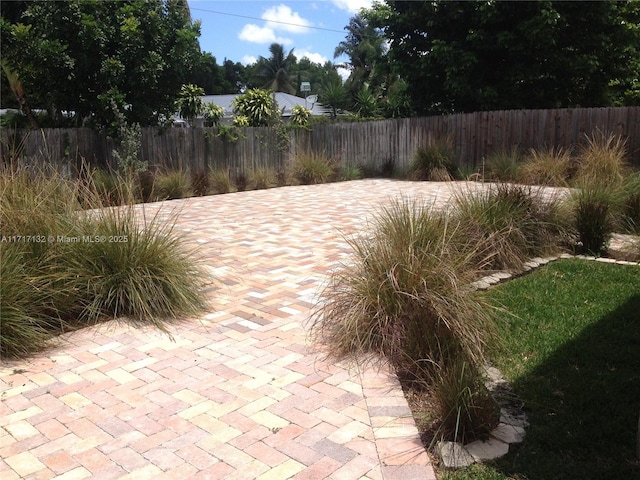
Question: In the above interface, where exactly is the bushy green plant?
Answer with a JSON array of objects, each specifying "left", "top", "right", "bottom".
[
  {"left": 210, "top": 167, "right": 233, "bottom": 194},
  {"left": 311, "top": 199, "right": 495, "bottom": 377},
  {"left": 485, "top": 147, "right": 522, "bottom": 182},
  {"left": 521, "top": 147, "right": 573, "bottom": 187},
  {"left": 452, "top": 183, "right": 569, "bottom": 271},
  {"left": 154, "top": 170, "right": 191, "bottom": 200},
  {"left": 409, "top": 135, "right": 455, "bottom": 181},
  {"left": 110, "top": 100, "right": 146, "bottom": 176},
  {"left": 232, "top": 88, "right": 278, "bottom": 127},
  {"left": 0, "top": 166, "right": 207, "bottom": 358},
  {"left": 91, "top": 168, "right": 127, "bottom": 206},
  {"left": 203, "top": 103, "right": 224, "bottom": 127},
  {"left": 232, "top": 115, "right": 250, "bottom": 127},
  {"left": 339, "top": 165, "right": 362, "bottom": 181},
  {"left": 176, "top": 84, "right": 205, "bottom": 126},
  {"left": 292, "top": 151, "right": 336, "bottom": 185},
  {"left": 290, "top": 105, "right": 311, "bottom": 127},
  {"left": 137, "top": 169, "right": 155, "bottom": 203}
]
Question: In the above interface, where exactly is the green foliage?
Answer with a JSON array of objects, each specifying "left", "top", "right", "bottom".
[
  {"left": 409, "top": 135, "right": 456, "bottom": 181},
  {"left": 339, "top": 165, "right": 362, "bottom": 181},
  {"left": 203, "top": 103, "right": 224, "bottom": 127},
  {"left": 572, "top": 185, "right": 616, "bottom": 255},
  {"left": 290, "top": 105, "right": 311, "bottom": 127},
  {"left": 232, "top": 115, "right": 250, "bottom": 128},
  {"left": 0, "top": 166, "right": 206, "bottom": 358},
  {"left": 252, "top": 43, "right": 296, "bottom": 94},
  {"left": 354, "top": 86, "right": 380, "bottom": 118},
  {"left": 292, "top": 151, "right": 336, "bottom": 185},
  {"left": 154, "top": 170, "right": 191, "bottom": 200},
  {"left": 619, "top": 172, "right": 640, "bottom": 234},
  {"left": 1, "top": 0, "right": 202, "bottom": 127},
  {"left": 232, "top": 88, "right": 278, "bottom": 127},
  {"left": 176, "top": 84, "right": 205, "bottom": 126},
  {"left": 477, "top": 260, "right": 640, "bottom": 480},
  {"left": 320, "top": 80, "right": 349, "bottom": 118},
  {"left": 574, "top": 129, "right": 630, "bottom": 187},
  {"left": 452, "top": 183, "right": 569, "bottom": 271},
  {"left": 485, "top": 148, "right": 522, "bottom": 182},
  {"left": 110, "top": 101, "right": 146, "bottom": 177},
  {"left": 366, "top": 1, "right": 640, "bottom": 113},
  {"left": 310, "top": 199, "right": 499, "bottom": 442}
]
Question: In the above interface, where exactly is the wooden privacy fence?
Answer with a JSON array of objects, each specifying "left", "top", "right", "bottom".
[{"left": 2, "top": 107, "right": 639, "bottom": 173}]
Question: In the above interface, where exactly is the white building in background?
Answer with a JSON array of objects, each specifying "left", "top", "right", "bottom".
[{"left": 174, "top": 92, "right": 327, "bottom": 127}]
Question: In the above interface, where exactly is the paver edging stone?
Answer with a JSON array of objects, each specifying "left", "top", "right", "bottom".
[{"left": 437, "top": 251, "right": 639, "bottom": 469}]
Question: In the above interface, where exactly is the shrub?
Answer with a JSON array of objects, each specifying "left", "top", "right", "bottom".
[
  {"left": 290, "top": 105, "right": 311, "bottom": 127},
  {"left": 250, "top": 167, "right": 276, "bottom": 190},
  {"left": 232, "top": 89, "right": 278, "bottom": 127},
  {"left": 292, "top": 151, "right": 335, "bottom": 185},
  {"left": 521, "top": 147, "right": 573, "bottom": 187},
  {"left": 234, "top": 170, "right": 248, "bottom": 192},
  {"left": 409, "top": 135, "right": 455, "bottom": 181},
  {"left": 572, "top": 184, "right": 616, "bottom": 255},
  {"left": 91, "top": 168, "right": 127, "bottom": 206},
  {"left": 137, "top": 169, "right": 156, "bottom": 202},
  {"left": 210, "top": 168, "right": 232, "bottom": 194},
  {"left": 618, "top": 173, "right": 640, "bottom": 234},
  {"left": 485, "top": 147, "right": 522, "bottom": 182},
  {"left": 154, "top": 169, "right": 191, "bottom": 200},
  {"left": 574, "top": 129, "right": 630, "bottom": 187},
  {"left": 451, "top": 183, "right": 570, "bottom": 272},
  {"left": 311, "top": 199, "right": 494, "bottom": 376},
  {"left": 339, "top": 165, "right": 362, "bottom": 181},
  {"left": 310, "top": 199, "right": 498, "bottom": 441},
  {"left": 191, "top": 169, "right": 211, "bottom": 197},
  {"left": 0, "top": 166, "right": 207, "bottom": 358}
]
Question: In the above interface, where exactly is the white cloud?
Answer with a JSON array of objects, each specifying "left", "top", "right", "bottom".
[
  {"left": 262, "top": 5, "right": 311, "bottom": 33},
  {"left": 337, "top": 66, "right": 351, "bottom": 81},
  {"left": 295, "top": 50, "right": 328, "bottom": 65},
  {"left": 241, "top": 55, "right": 257, "bottom": 65},
  {"left": 238, "top": 24, "right": 292, "bottom": 45},
  {"left": 331, "top": 0, "right": 375, "bottom": 14}
]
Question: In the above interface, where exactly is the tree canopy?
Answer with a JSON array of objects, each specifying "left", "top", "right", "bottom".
[
  {"left": 1, "top": 0, "right": 202, "bottom": 127},
  {"left": 366, "top": 0, "right": 640, "bottom": 115}
]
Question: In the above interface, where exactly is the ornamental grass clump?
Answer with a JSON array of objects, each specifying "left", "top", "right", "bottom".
[
  {"left": 409, "top": 135, "right": 456, "bottom": 181},
  {"left": 292, "top": 151, "right": 335, "bottom": 185},
  {"left": 520, "top": 146, "right": 574, "bottom": 187},
  {"left": 154, "top": 169, "right": 191, "bottom": 200},
  {"left": 484, "top": 147, "right": 523, "bottom": 182},
  {"left": 0, "top": 165, "right": 207, "bottom": 358},
  {"left": 310, "top": 199, "right": 499, "bottom": 442},
  {"left": 451, "top": 183, "right": 570, "bottom": 272}
]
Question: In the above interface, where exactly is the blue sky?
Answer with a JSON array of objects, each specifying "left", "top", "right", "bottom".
[{"left": 187, "top": 0, "right": 374, "bottom": 75}]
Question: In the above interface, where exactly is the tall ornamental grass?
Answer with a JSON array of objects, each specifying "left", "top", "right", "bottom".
[
  {"left": 0, "top": 166, "right": 207, "bottom": 358},
  {"left": 310, "top": 199, "right": 499, "bottom": 442},
  {"left": 451, "top": 183, "right": 570, "bottom": 272}
]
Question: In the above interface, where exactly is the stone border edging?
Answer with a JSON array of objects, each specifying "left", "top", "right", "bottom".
[{"left": 436, "top": 252, "right": 639, "bottom": 469}]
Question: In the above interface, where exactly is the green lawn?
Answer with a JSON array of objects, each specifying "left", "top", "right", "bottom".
[{"left": 441, "top": 259, "right": 640, "bottom": 480}]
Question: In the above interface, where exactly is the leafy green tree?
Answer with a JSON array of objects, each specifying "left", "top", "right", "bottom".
[
  {"left": 0, "top": 0, "right": 201, "bottom": 127},
  {"left": 366, "top": 1, "right": 640, "bottom": 114},
  {"left": 176, "top": 84, "right": 205, "bottom": 126}
]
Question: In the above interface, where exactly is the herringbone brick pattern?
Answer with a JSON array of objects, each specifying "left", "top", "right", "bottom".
[{"left": 1, "top": 180, "right": 508, "bottom": 479}]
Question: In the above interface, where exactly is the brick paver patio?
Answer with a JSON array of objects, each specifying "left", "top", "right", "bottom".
[{"left": 1, "top": 180, "right": 500, "bottom": 480}]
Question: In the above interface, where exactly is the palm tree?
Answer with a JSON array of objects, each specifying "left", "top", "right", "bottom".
[
  {"left": 256, "top": 43, "right": 297, "bottom": 94},
  {"left": 334, "top": 14, "right": 387, "bottom": 97}
]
